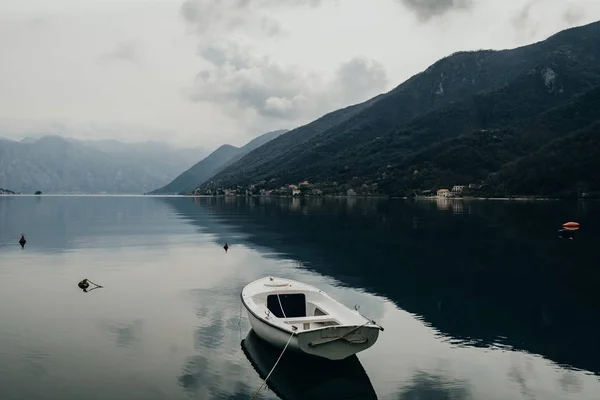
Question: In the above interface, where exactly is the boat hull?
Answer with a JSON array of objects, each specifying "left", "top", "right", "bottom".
[
  {"left": 243, "top": 301, "right": 380, "bottom": 360},
  {"left": 246, "top": 306, "right": 301, "bottom": 351}
]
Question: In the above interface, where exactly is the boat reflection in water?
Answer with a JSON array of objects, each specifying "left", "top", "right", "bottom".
[{"left": 241, "top": 329, "right": 378, "bottom": 400}]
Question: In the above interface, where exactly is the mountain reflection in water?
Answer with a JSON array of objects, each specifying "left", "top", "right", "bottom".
[{"left": 163, "top": 196, "right": 600, "bottom": 376}]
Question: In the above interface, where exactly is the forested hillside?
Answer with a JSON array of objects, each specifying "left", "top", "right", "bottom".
[{"left": 194, "top": 21, "right": 600, "bottom": 198}]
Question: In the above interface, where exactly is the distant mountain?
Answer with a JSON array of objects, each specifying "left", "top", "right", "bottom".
[
  {"left": 195, "top": 20, "right": 600, "bottom": 198},
  {"left": 0, "top": 135, "right": 207, "bottom": 194},
  {"left": 0, "top": 187, "right": 15, "bottom": 194},
  {"left": 193, "top": 98, "right": 383, "bottom": 190},
  {"left": 148, "top": 144, "right": 240, "bottom": 195},
  {"left": 148, "top": 129, "right": 287, "bottom": 195}
]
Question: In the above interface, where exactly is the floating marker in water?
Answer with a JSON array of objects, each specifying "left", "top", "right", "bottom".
[
  {"left": 562, "top": 221, "right": 580, "bottom": 230},
  {"left": 78, "top": 278, "right": 103, "bottom": 293}
]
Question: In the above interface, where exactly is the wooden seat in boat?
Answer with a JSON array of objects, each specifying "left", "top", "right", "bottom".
[
  {"left": 283, "top": 315, "right": 341, "bottom": 330},
  {"left": 283, "top": 315, "right": 337, "bottom": 323}
]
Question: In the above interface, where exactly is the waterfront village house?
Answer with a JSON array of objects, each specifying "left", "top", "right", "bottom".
[
  {"left": 299, "top": 181, "right": 310, "bottom": 186},
  {"left": 347, "top": 188, "right": 357, "bottom": 196},
  {"left": 437, "top": 189, "right": 451, "bottom": 198},
  {"left": 292, "top": 189, "right": 301, "bottom": 196},
  {"left": 452, "top": 185, "right": 466, "bottom": 195},
  {"left": 289, "top": 184, "right": 298, "bottom": 190}
]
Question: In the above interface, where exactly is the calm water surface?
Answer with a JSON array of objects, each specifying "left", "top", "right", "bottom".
[{"left": 1, "top": 195, "right": 599, "bottom": 400}]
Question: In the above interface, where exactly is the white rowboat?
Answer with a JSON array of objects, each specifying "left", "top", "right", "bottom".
[{"left": 240, "top": 276, "right": 383, "bottom": 360}]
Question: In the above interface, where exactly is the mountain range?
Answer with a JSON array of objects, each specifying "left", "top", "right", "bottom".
[
  {"left": 0, "top": 135, "right": 207, "bottom": 194},
  {"left": 192, "top": 20, "right": 600, "bottom": 198},
  {"left": 148, "top": 130, "right": 287, "bottom": 195},
  {"left": 4, "top": 22, "right": 600, "bottom": 198}
]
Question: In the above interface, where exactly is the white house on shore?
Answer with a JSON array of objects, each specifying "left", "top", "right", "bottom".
[
  {"left": 437, "top": 189, "right": 450, "bottom": 198},
  {"left": 452, "top": 185, "right": 466, "bottom": 195}
]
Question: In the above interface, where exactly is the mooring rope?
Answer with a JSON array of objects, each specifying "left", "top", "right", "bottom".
[
  {"left": 238, "top": 298, "right": 244, "bottom": 341},
  {"left": 354, "top": 305, "right": 384, "bottom": 332},
  {"left": 275, "top": 285, "right": 288, "bottom": 320},
  {"left": 249, "top": 328, "right": 295, "bottom": 400},
  {"left": 249, "top": 284, "right": 295, "bottom": 399}
]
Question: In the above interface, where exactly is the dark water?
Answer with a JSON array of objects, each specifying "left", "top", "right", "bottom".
[{"left": 1, "top": 195, "right": 599, "bottom": 400}]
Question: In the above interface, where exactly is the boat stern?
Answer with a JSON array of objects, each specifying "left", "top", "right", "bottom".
[{"left": 296, "top": 324, "right": 381, "bottom": 360}]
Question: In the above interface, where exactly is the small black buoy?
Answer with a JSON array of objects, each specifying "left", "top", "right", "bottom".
[
  {"left": 19, "top": 234, "right": 26, "bottom": 248},
  {"left": 224, "top": 242, "right": 229, "bottom": 252},
  {"left": 78, "top": 278, "right": 103, "bottom": 293}
]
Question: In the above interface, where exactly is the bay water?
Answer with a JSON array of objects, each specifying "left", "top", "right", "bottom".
[{"left": 0, "top": 195, "right": 599, "bottom": 399}]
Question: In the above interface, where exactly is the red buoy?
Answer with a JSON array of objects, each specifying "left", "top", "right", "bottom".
[{"left": 562, "top": 222, "right": 580, "bottom": 232}]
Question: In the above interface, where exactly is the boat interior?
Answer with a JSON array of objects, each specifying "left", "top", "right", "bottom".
[{"left": 265, "top": 292, "right": 342, "bottom": 331}]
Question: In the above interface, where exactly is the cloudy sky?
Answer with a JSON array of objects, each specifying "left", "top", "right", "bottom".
[{"left": 1, "top": 0, "right": 599, "bottom": 150}]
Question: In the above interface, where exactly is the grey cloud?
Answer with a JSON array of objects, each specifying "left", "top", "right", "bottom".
[
  {"left": 199, "top": 41, "right": 255, "bottom": 68},
  {"left": 99, "top": 40, "right": 142, "bottom": 65},
  {"left": 180, "top": 1, "right": 226, "bottom": 31},
  {"left": 512, "top": 0, "right": 589, "bottom": 41},
  {"left": 180, "top": 0, "right": 198, "bottom": 22},
  {"left": 196, "top": 70, "right": 211, "bottom": 80},
  {"left": 189, "top": 40, "right": 388, "bottom": 121},
  {"left": 563, "top": 6, "right": 585, "bottom": 26},
  {"left": 260, "top": 16, "right": 283, "bottom": 37},
  {"left": 333, "top": 57, "right": 388, "bottom": 104},
  {"left": 512, "top": 0, "right": 542, "bottom": 37},
  {"left": 398, "top": 0, "right": 473, "bottom": 22},
  {"left": 190, "top": 41, "right": 309, "bottom": 119},
  {"left": 181, "top": 0, "right": 331, "bottom": 37},
  {"left": 183, "top": 0, "right": 385, "bottom": 124},
  {"left": 182, "top": 0, "right": 351, "bottom": 121}
]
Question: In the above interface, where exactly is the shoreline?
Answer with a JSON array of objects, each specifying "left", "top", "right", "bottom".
[
  {"left": 1, "top": 193, "right": 598, "bottom": 201},
  {"left": 414, "top": 196, "right": 596, "bottom": 201}
]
